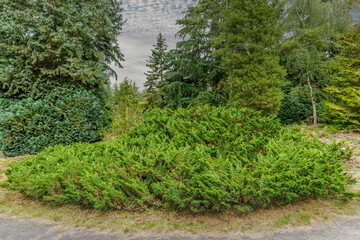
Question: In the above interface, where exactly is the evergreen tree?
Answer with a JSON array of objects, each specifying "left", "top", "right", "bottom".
[
  {"left": 0, "top": 0, "right": 123, "bottom": 100},
  {"left": 144, "top": 33, "right": 168, "bottom": 108},
  {"left": 324, "top": 25, "right": 360, "bottom": 130},
  {"left": 0, "top": 0, "right": 123, "bottom": 155},
  {"left": 159, "top": 0, "right": 228, "bottom": 109},
  {"left": 109, "top": 78, "right": 144, "bottom": 137},
  {"left": 213, "top": 0, "right": 286, "bottom": 115}
]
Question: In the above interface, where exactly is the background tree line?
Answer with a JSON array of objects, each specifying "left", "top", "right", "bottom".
[{"left": 143, "top": 0, "right": 360, "bottom": 127}]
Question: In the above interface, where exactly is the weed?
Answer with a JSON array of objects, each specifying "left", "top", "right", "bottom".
[
  {"left": 297, "top": 214, "right": 312, "bottom": 225},
  {"left": 273, "top": 215, "right": 293, "bottom": 227}
]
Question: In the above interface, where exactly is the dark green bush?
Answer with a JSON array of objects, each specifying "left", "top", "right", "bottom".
[
  {"left": 0, "top": 88, "right": 106, "bottom": 157},
  {"left": 278, "top": 85, "right": 328, "bottom": 125},
  {"left": 278, "top": 94, "right": 311, "bottom": 125},
  {"left": 5, "top": 106, "right": 354, "bottom": 212}
]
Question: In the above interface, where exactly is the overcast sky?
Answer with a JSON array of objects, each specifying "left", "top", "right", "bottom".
[
  {"left": 112, "top": 0, "right": 198, "bottom": 89},
  {"left": 113, "top": 1, "right": 360, "bottom": 90}
]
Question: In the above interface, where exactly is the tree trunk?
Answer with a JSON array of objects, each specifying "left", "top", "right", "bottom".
[{"left": 307, "top": 72, "right": 317, "bottom": 125}]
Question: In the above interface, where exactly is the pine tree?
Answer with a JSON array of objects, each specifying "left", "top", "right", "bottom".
[
  {"left": 144, "top": 33, "right": 168, "bottom": 108},
  {"left": 324, "top": 25, "right": 360, "bottom": 130},
  {"left": 213, "top": 0, "right": 286, "bottom": 115}
]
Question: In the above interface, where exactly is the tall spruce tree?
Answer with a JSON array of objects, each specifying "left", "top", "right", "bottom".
[
  {"left": 144, "top": 33, "right": 168, "bottom": 108},
  {"left": 324, "top": 25, "right": 360, "bottom": 130},
  {"left": 159, "top": 0, "right": 228, "bottom": 109},
  {"left": 213, "top": 0, "right": 286, "bottom": 115},
  {"left": 161, "top": 0, "right": 286, "bottom": 113}
]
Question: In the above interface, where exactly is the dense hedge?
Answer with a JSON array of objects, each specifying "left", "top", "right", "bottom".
[
  {"left": 5, "top": 106, "right": 354, "bottom": 212},
  {"left": 0, "top": 88, "right": 106, "bottom": 157}
]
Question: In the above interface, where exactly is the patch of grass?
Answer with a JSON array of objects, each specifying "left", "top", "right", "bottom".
[
  {"left": 296, "top": 214, "right": 312, "bottom": 225},
  {"left": 287, "top": 124, "right": 347, "bottom": 139},
  {"left": 273, "top": 214, "right": 293, "bottom": 227},
  {"left": 0, "top": 188, "right": 359, "bottom": 235}
]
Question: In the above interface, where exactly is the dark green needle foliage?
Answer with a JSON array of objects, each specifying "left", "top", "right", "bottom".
[
  {"left": 278, "top": 85, "right": 315, "bottom": 125},
  {"left": 0, "top": 0, "right": 123, "bottom": 99},
  {"left": 0, "top": 87, "right": 107, "bottom": 157},
  {"left": 5, "top": 106, "right": 354, "bottom": 212},
  {"left": 144, "top": 33, "right": 168, "bottom": 108},
  {"left": 160, "top": 0, "right": 228, "bottom": 109},
  {"left": 0, "top": 0, "right": 123, "bottom": 156},
  {"left": 213, "top": 0, "right": 286, "bottom": 115}
]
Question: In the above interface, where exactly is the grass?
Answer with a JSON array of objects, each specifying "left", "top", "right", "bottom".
[{"left": 286, "top": 123, "right": 349, "bottom": 139}]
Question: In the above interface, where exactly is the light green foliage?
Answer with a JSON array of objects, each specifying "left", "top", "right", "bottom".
[
  {"left": 324, "top": 25, "right": 360, "bottom": 131},
  {"left": 4, "top": 107, "right": 354, "bottom": 212},
  {"left": 0, "top": 0, "right": 123, "bottom": 99},
  {"left": 160, "top": 0, "right": 228, "bottom": 109},
  {"left": 285, "top": 0, "right": 353, "bottom": 37},
  {"left": 213, "top": 0, "right": 286, "bottom": 115},
  {"left": 106, "top": 78, "right": 144, "bottom": 138},
  {"left": 279, "top": 0, "right": 353, "bottom": 124},
  {"left": 279, "top": 29, "right": 330, "bottom": 124},
  {"left": 0, "top": 87, "right": 106, "bottom": 157},
  {"left": 144, "top": 33, "right": 168, "bottom": 108}
]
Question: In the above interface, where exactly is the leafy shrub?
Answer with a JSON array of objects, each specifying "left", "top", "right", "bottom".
[
  {"left": 4, "top": 106, "right": 354, "bottom": 212},
  {"left": 0, "top": 88, "right": 106, "bottom": 157}
]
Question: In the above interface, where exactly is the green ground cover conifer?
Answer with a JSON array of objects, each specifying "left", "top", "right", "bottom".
[{"left": 4, "top": 107, "right": 355, "bottom": 213}]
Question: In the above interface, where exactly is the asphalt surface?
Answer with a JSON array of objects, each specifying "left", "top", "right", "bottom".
[{"left": 0, "top": 216, "right": 359, "bottom": 240}]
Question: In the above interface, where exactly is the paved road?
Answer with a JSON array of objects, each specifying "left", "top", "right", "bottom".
[{"left": 0, "top": 216, "right": 359, "bottom": 240}]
